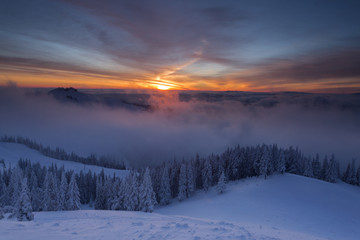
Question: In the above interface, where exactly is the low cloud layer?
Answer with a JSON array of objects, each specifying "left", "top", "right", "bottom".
[{"left": 0, "top": 87, "right": 359, "bottom": 168}]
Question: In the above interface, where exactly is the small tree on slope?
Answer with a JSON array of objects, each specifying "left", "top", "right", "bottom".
[
  {"left": 16, "top": 178, "right": 34, "bottom": 221},
  {"left": 216, "top": 171, "right": 226, "bottom": 194}
]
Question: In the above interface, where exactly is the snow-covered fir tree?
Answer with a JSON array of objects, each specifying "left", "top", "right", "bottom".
[
  {"left": 158, "top": 166, "right": 171, "bottom": 206},
  {"left": 186, "top": 162, "right": 195, "bottom": 197},
  {"left": 139, "top": 168, "right": 157, "bottom": 212},
  {"left": 216, "top": 170, "right": 226, "bottom": 194},
  {"left": 111, "top": 178, "right": 124, "bottom": 210},
  {"left": 95, "top": 177, "right": 106, "bottom": 210},
  {"left": 59, "top": 172, "right": 68, "bottom": 210},
  {"left": 202, "top": 159, "right": 212, "bottom": 191},
  {"left": 177, "top": 163, "right": 187, "bottom": 201},
  {"left": 30, "top": 174, "right": 41, "bottom": 212},
  {"left": 259, "top": 146, "right": 269, "bottom": 179},
  {"left": 124, "top": 171, "right": 139, "bottom": 211},
  {"left": 16, "top": 178, "right": 34, "bottom": 221},
  {"left": 312, "top": 154, "right": 321, "bottom": 179},
  {"left": 42, "top": 171, "right": 59, "bottom": 211},
  {"left": 303, "top": 158, "right": 314, "bottom": 178},
  {"left": 8, "top": 167, "right": 22, "bottom": 206},
  {"left": 67, "top": 172, "right": 80, "bottom": 210}
]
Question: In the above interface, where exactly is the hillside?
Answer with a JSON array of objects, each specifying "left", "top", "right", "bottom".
[
  {"left": 158, "top": 174, "right": 360, "bottom": 240},
  {"left": 0, "top": 142, "right": 127, "bottom": 177}
]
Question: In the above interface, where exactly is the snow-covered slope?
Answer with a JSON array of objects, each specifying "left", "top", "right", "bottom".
[
  {"left": 0, "top": 210, "right": 325, "bottom": 240},
  {"left": 158, "top": 174, "right": 360, "bottom": 240},
  {"left": 0, "top": 142, "right": 127, "bottom": 177},
  {"left": 1, "top": 174, "right": 359, "bottom": 240}
]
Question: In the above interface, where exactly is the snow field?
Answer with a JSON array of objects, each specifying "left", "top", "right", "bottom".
[
  {"left": 158, "top": 174, "right": 360, "bottom": 240},
  {"left": 0, "top": 210, "right": 326, "bottom": 240}
]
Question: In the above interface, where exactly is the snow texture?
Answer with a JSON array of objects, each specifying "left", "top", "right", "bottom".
[
  {"left": 1, "top": 174, "right": 359, "bottom": 240},
  {"left": 158, "top": 174, "right": 360, "bottom": 240}
]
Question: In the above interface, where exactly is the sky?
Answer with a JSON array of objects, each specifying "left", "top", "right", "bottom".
[{"left": 1, "top": 0, "right": 360, "bottom": 92}]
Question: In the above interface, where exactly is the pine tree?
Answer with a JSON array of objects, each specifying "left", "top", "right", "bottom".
[
  {"left": 186, "top": 162, "right": 195, "bottom": 197},
  {"left": 9, "top": 167, "right": 22, "bottom": 206},
  {"left": 202, "top": 159, "right": 212, "bottom": 191},
  {"left": 124, "top": 171, "right": 139, "bottom": 211},
  {"left": 95, "top": 177, "right": 106, "bottom": 210},
  {"left": 159, "top": 166, "right": 171, "bottom": 206},
  {"left": 303, "top": 158, "right": 314, "bottom": 178},
  {"left": 104, "top": 178, "right": 114, "bottom": 210},
  {"left": 111, "top": 178, "right": 124, "bottom": 210},
  {"left": 278, "top": 150, "right": 286, "bottom": 174},
  {"left": 349, "top": 159, "right": 357, "bottom": 185},
  {"left": 67, "top": 173, "right": 80, "bottom": 210},
  {"left": 342, "top": 163, "right": 351, "bottom": 183},
  {"left": 356, "top": 166, "right": 360, "bottom": 186},
  {"left": 177, "top": 163, "right": 187, "bottom": 201},
  {"left": 30, "top": 175, "right": 41, "bottom": 212},
  {"left": 16, "top": 178, "right": 34, "bottom": 221},
  {"left": 139, "top": 168, "right": 157, "bottom": 212},
  {"left": 327, "top": 155, "right": 338, "bottom": 183},
  {"left": 42, "top": 171, "right": 59, "bottom": 211},
  {"left": 59, "top": 172, "right": 68, "bottom": 210},
  {"left": 312, "top": 154, "right": 321, "bottom": 179},
  {"left": 321, "top": 156, "right": 329, "bottom": 180},
  {"left": 259, "top": 146, "right": 269, "bottom": 179},
  {"left": 0, "top": 178, "right": 7, "bottom": 207},
  {"left": 216, "top": 171, "right": 226, "bottom": 194}
]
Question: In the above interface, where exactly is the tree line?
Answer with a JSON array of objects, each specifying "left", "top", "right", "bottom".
[
  {"left": 0, "top": 135, "right": 126, "bottom": 170},
  {"left": 1, "top": 142, "right": 359, "bottom": 221}
]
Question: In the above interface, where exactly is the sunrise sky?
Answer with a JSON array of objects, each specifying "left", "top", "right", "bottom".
[{"left": 1, "top": 0, "right": 360, "bottom": 92}]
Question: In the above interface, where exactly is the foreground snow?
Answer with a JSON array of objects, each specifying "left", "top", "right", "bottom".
[
  {"left": 158, "top": 174, "right": 360, "bottom": 240},
  {"left": 0, "top": 142, "right": 127, "bottom": 177},
  {"left": 2, "top": 174, "right": 359, "bottom": 240},
  {"left": 0, "top": 210, "right": 325, "bottom": 240}
]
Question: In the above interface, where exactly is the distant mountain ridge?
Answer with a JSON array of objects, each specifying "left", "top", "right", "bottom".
[
  {"left": 48, "top": 87, "right": 360, "bottom": 112},
  {"left": 48, "top": 87, "right": 93, "bottom": 103},
  {"left": 48, "top": 87, "right": 151, "bottom": 111}
]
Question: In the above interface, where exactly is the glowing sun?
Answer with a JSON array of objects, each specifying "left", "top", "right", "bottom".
[{"left": 156, "top": 84, "right": 170, "bottom": 90}]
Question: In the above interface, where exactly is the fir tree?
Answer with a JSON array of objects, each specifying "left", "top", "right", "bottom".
[
  {"left": 59, "top": 172, "right": 68, "bottom": 210},
  {"left": 278, "top": 150, "right": 286, "bottom": 174},
  {"left": 186, "top": 162, "right": 195, "bottom": 197},
  {"left": 95, "top": 177, "right": 106, "bottom": 210},
  {"left": 303, "top": 158, "right": 314, "bottom": 178},
  {"left": 111, "top": 178, "right": 124, "bottom": 210},
  {"left": 159, "top": 166, "right": 171, "bottom": 206},
  {"left": 349, "top": 159, "right": 357, "bottom": 185},
  {"left": 321, "top": 156, "right": 329, "bottom": 180},
  {"left": 30, "top": 175, "right": 41, "bottom": 212},
  {"left": 259, "top": 146, "right": 269, "bottom": 179},
  {"left": 139, "top": 168, "right": 157, "bottom": 212},
  {"left": 124, "top": 171, "right": 139, "bottom": 211},
  {"left": 67, "top": 173, "right": 80, "bottom": 210},
  {"left": 9, "top": 167, "right": 22, "bottom": 206},
  {"left": 0, "top": 178, "right": 7, "bottom": 207},
  {"left": 177, "top": 163, "right": 187, "bottom": 201},
  {"left": 216, "top": 171, "right": 226, "bottom": 194},
  {"left": 42, "top": 171, "right": 59, "bottom": 211},
  {"left": 16, "top": 178, "right": 34, "bottom": 221},
  {"left": 312, "top": 154, "right": 321, "bottom": 179},
  {"left": 202, "top": 159, "right": 212, "bottom": 191}
]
